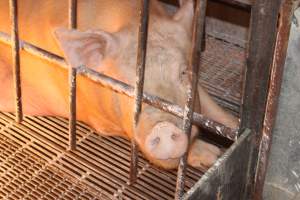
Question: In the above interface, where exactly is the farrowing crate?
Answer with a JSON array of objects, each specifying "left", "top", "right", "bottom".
[{"left": 0, "top": 0, "right": 296, "bottom": 199}]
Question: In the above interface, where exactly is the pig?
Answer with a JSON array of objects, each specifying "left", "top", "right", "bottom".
[{"left": 0, "top": 0, "right": 238, "bottom": 169}]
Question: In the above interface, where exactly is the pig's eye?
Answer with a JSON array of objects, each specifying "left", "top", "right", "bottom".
[
  {"left": 179, "top": 69, "right": 186, "bottom": 78},
  {"left": 179, "top": 68, "right": 189, "bottom": 85},
  {"left": 181, "top": 70, "right": 186, "bottom": 75}
]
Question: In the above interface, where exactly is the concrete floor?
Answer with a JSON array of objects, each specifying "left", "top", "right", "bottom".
[{"left": 263, "top": 8, "right": 300, "bottom": 200}]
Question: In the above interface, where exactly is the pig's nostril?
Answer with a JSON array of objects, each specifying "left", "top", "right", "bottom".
[
  {"left": 171, "top": 132, "right": 180, "bottom": 140},
  {"left": 151, "top": 137, "right": 160, "bottom": 146}
]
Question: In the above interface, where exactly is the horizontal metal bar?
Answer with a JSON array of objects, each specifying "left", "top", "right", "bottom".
[
  {"left": 159, "top": 0, "right": 252, "bottom": 8},
  {"left": 214, "top": 0, "right": 252, "bottom": 8},
  {"left": 0, "top": 31, "right": 238, "bottom": 140},
  {"left": 0, "top": 31, "right": 66, "bottom": 66},
  {"left": 158, "top": 0, "right": 180, "bottom": 6},
  {"left": 78, "top": 67, "right": 237, "bottom": 140}
]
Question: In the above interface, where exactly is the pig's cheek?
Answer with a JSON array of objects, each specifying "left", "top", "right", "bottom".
[{"left": 144, "top": 122, "right": 188, "bottom": 160}]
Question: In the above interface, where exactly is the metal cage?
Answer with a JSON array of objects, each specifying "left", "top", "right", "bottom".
[{"left": 0, "top": 0, "right": 295, "bottom": 199}]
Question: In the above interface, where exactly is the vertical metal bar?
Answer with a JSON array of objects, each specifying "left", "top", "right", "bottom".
[
  {"left": 130, "top": 0, "right": 150, "bottom": 184},
  {"left": 239, "top": 0, "right": 281, "bottom": 134},
  {"left": 239, "top": 0, "right": 282, "bottom": 198},
  {"left": 9, "top": 0, "right": 23, "bottom": 123},
  {"left": 253, "top": 0, "right": 296, "bottom": 199},
  {"left": 175, "top": 0, "right": 207, "bottom": 199},
  {"left": 69, "top": 68, "right": 77, "bottom": 150},
  {"left": 201, "top": 20, "right": 206, "bottom": 52},
  {"left": 69, "top": 0, "right": 77, "bottom": 29},
  {"left": 68, "top": 0, "right": 77, "bottom": 150}
]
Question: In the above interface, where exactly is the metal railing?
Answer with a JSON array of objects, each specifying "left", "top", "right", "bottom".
[{"left": 4, "top": 0, "right": 241, "bottom": 199}]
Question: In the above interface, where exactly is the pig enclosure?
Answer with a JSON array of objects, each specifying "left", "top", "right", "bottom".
[{"left": 0, "top": 0, "right": 294, "bottom": 199}]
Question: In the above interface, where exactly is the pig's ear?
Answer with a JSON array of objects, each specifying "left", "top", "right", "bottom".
[
  {"left": 53, "top": 27, "right": 118, "bottom": 69},
  {"left": 173, "top": 0, "right": 194, "bottom": 32}
]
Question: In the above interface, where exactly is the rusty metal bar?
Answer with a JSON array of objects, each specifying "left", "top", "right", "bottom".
[
  {"left": 78, "top": 66, "right": 237, "bottom": 139},
  {"left": 214, "top": 0, "right": 252, "bottom": 9},
  {"left": 253, "top": 0, "right": 297, "bottom": 199},
  {"left": 175, "top": 0, "right": 207, "bottom": 199},
  {"left": 9, "top": 0, "right": 23, "bottom": 123},
  {"left": 159, "top": 0, "right": 252, "bottom": 7},
  {"left": 130, "top": 0, "right": 150, "bottom": 184},
  {"left": 159, "top": 0, "right": 180, "bottom": 6},
  {"left": 239, "top": 0, "right": 281, "bottom": 134},
  {"left": 239, "top": 0, "right": 282, "bottom": 198},
  {"left": 67, "top": 0, "right": 78, "bottom": 150},
  {"left": 68, "top": 67, "right": 77, "bottom": 150},
  {"left": 0, "top": 31, "right": 237, "bottom": 140},
  {"left": 0, "top": 32, "right": 66, "bottom": 66},
  {"left": 69, "top": 0, "right": 77, "bottom": 29}
]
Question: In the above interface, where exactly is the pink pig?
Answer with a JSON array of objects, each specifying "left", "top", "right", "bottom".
[{"left": 0, "top": 0, "right": 238, "bottom": 169}]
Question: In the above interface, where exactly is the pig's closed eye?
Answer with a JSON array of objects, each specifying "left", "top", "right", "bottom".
[
  {"left": 180, "top": 68, "right": 187, "bottom": 76},
  {"left": 179, "top": 69, "right": 188, "bottom": 85},
  {"left": 179, "top": 70, "right": 184, "bottom": 78}
]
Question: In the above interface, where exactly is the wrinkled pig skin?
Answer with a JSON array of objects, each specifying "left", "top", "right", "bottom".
[{"left": 0, "top": 0, "right": 238, "bottom": 169}]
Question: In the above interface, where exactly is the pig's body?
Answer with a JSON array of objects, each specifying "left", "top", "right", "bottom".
[
  {"left": 0, "top": 0, "right": 238, "bottom": 169},
  {"left": 0, "top": 0, "right": 140, "bottom": 136}
]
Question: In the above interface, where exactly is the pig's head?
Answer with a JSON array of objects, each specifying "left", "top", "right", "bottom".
[{"left": 54, "top": 0, "right": 198, "bottom": 169}]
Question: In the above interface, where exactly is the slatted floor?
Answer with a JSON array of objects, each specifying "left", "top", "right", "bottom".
[
  {"left": 0, "top": 37, "right": 245, "bottom": 199},
  {"left": 0, "top": 112, "right": 205, "bottom": 200},
  {"left": 200, "top": 36, "right": 244, "bottom": 114}
]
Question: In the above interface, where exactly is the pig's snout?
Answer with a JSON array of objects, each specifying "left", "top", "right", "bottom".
[{"left": 145, "top": 122, "right": 187, "bottom": 160}]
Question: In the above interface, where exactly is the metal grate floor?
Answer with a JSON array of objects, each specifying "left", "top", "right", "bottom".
[
  {"left": 0, "top": 112, "right": 204, "bottom": 200},
  {"left": 200, "top": 36, "right": 245, "bottom": 114},
  {"left": 0, "top": 37, "right": 245, "bottom": 199}
]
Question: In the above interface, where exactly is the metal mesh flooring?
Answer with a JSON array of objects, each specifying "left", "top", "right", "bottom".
[
  {"left": 0, "top": 112, "right": 204, "bottom": 200},
  {"left": 200, "top": 36, "right": 245, "bottom": 114},
  {"left": 0, "top": 37, "right": 245, "bottom": 199}
]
